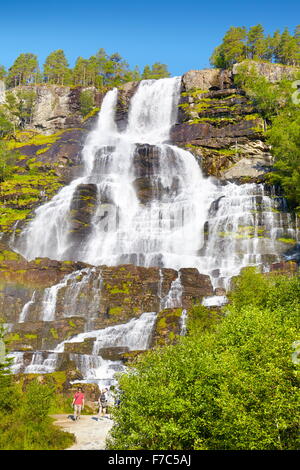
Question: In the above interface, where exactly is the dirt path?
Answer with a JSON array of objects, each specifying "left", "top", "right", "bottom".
[{"left": 52, "top": 414, "right": 114, "bottom": 450}]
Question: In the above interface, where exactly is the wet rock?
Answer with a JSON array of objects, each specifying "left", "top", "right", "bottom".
[
  {"left": 115, "top": 81, "right": 139, "bottom": 131},
  {"left": 67, "top": 183, "right": 98, "bottom": 253},
  {"left": 179, "top": 268, "right": 213, "bottom": 307},
  {"left": 269, "top": 260, "right": 298, "bottom": 274},
  {"left": 152, "top": 308, "right": 183, "bottom": 347}
]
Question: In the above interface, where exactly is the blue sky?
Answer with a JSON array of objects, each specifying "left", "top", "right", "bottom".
[{"left": 0, "top": 0, "right": 299, "bottom": 76}]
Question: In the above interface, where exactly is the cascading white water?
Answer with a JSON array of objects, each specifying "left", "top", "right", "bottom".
[
  {"left": 19, "top": 291, "right": 36, "bottom": 322},
  {"left": 160, "top": 272, "right": 183, "bottom": 310},
  {"left": 179, "top": 309, "right": 188, "bottom": 336},
  {"left": 41, "top": 270, "right": 85, "bottom": 321},
  {"left": 9, "top": 351, "right": 59, "bottom": 374},
  {"left": 55, "top": 311, "right": 157, "bottom": 354},
  {"left": 11, "top": 312, "right": 157, "bottom": 382}
]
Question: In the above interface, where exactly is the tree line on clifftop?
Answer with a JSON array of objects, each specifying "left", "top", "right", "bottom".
[
  {"left": 210, "top": 24, "right": 300, "bottom": 68},
  {"left": 0, "top": 48, "right": 170, "bottom": 89}
]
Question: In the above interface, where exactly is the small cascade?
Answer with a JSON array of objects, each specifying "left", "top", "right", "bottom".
[
  {"left": 179, "top": 309, "right": 188, "bottom": 336},
  {"left": 41, "top": 271, "right": 80, "bottom": 321},
  {"left": 197, "top": 183, "right": 300, "bottom": 289},
  {"left": 9, "top": 351, "right": 59, "bottom": 374},
  {"left": 202, "top": 296, "right": 228, "bottom": 307},
  {"left": 10, "top": 312, "right": 158, "bottom": 384},
  {"left": 60, "top": 268, "right": 102, "bottom": 329},
  {"left": 41, "top": 269, "right": 96, "bottom": 321},
  {"left": 69, "top": 354, "right": 124, "bottom": 387},
  {"left": 60, "top": 311, "right": 157, "bottom": 354},
  {"left": 19, "top": 291, "right": 36, "bottom": 322},
  {"left": 160, "top": 272, "right": 183, "bottom": 310}
]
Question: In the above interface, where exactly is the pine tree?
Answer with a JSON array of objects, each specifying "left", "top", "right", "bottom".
[
  {"left": 210, "top": 26, "right": 247, "bottom": 68},
  {"left": 247, "top": 24, "right": 266, "bottom": 59},
  {"left": 294, "top": 25, "right": 300, "bottom": 65},
  {"left": 142, "top": 63, "right": 170, "bottom": 79},
  {"left": 277, "top": 28, "right": 298, "bottom": 65},
  {"left": 142, "top": 65, "right": 152, "bottom": 79},
  {"left": 7, "top": 53, "right": 39, "bottom": 87},
  {"left": 43, "top": 50, "right": 70, "bottom": 85},
  {"left": 150, "top": 62, "right": 170, "bottom": 79}
]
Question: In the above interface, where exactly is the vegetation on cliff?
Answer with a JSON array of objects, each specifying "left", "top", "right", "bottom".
[
  {"left": 107, "top": 269, "right": 300, "bottom": 450},
  {"left": 234, "top": 63, "right": 300, "bottom": 211}
]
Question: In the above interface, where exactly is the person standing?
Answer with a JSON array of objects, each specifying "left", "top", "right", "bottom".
[
  {"left": 72, "top": 387, "right": 85, "bottom": 421},
  {"left": 98, "top": 387, "right": 109, "bottom": 418}
]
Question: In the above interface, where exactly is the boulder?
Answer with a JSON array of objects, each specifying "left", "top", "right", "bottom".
[
  {"left": 220, "top": 154, "right": 273, "bottom": 181},
  {"left": 182, "top": 69, "right": 233, "bottom": 91}
]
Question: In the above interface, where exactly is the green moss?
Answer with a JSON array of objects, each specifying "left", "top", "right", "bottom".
[
  {"left": 36, "top": 146, "right": 51, "bottom": 155},
  {"left": 0, "top": 250, "right": 21, "bottom": 261},
  {"left": 5, "top": 130, "right": 68, "bottom": 150},
  {"left": 24, "top": 334, "right": 37, "bottom": 339},
  {"left": 6, "top": 333, "right": 21, "bottom": 341},
  {"left": 277, "top": 237, "right": 297, "bottom": 244},
  {"left": 82, "top": 107, "right": 100, "bottom": 121},
  {"left": 0, "top": 167, "right": 62, "bottom": 232},
  {"left": 188, "top": 116, "right": 237, "bottom": 125},
  {"left": 243, "top": 113, "right": 261, "bottom": 121},
  {"left": 109, "top": 307, "right": 123, "bottom": 316},
  {"left": 181, "top": 88, "right": 207, "bottom": 98},
  {"left": 50, "top": 328, "right": 59, "bottom": 339}
]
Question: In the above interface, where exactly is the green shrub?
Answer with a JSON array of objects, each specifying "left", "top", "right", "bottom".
[{"left": 107, "top": 271, "right": 300, "bottom": 450}]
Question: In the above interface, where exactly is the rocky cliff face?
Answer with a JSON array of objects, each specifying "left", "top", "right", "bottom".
[
  {"left": 2, "top": 84, "right": 103, "bottom": 134},
  {"left": 171, "top": 67, "right": 274, "bottom": 182}
]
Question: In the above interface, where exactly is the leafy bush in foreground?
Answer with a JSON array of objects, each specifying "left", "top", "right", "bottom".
[{"left": 107, "top": 269, "right": 300, "bottom": 450}]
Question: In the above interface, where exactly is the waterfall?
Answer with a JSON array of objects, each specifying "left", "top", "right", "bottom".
[
  {"left": 55, "top": 311, "right": 157, "bottom": 354},
  {"left": 69, "top": 354, "right": 123, "bottom": 386},
  {"left": 196, "top": 183, "right": 299, "bottom": 289},
  {"left": 9, "top": 351, "right": 59, "bottom": 374},
  {"left": 15, "top": 77, "right": 214, "bottom": 275},
  {"left": 10, "top": 312, "right": 157, "bottom": 383},
  {"left": 19, "top": 291, "right": 36, "bottom": 322},
  {"left": 41, "top": 270, "right": 85, "bottom": 321},
  {"left": 160, "top": 272, "right": 183, "bottom": 310},
  {"left": 180, "top": 309, "right": 188, "bottom": 336}
]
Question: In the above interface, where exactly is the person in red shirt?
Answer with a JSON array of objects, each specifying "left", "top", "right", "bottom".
[{"left": 72, "top": 387, "right": 85, "bottom": 421}]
